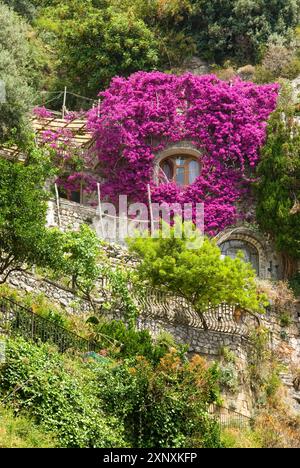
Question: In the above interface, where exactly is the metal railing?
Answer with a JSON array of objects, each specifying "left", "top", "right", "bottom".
[
  {"left": 209, "top": 404, "right": 252, "bottom": 429},
  {"left": 0, "top": 297, "right": 100, "bottom": 354}
]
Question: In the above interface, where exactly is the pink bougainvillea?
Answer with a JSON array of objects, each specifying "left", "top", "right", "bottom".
[
  {"left": 90, "top": 72, "right": 278, "bottom": 234},
  {"left": 33, "top": 106, "right": 54, "bottom": 119},
  {"left": 40, "top": 125, "right": 98, "bottom": 195}
]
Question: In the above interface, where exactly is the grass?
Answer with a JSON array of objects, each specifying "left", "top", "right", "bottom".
[{"left": 0, "top": 405, "right": 57, "bottom": 448}]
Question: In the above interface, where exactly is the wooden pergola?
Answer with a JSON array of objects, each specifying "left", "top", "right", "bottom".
[{"left": 0, "top": 114, "right": 95, "bottom": 161}]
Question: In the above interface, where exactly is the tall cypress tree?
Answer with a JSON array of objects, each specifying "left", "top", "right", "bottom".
[{"left": 256, "top": 88, "right": 300, "bottom": 277}]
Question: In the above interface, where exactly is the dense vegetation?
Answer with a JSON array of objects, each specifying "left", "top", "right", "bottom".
[
  {"left": 2, "top": 0, "right": 300, "bottom": 106},
  {"left": 0, "top": 3, "right": 44, "bottom": 141},
  {"left": 1, "top": 0, "right": 300, "bottom": 450},
  {"left": 0, "top": 336, "right": 222, "bottom": 448},
  {"left": 256, "top": 86, "right": 300, "bottom": 277}
]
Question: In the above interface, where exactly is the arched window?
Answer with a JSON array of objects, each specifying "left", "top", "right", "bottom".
[
  {"left": 220, "top": 240, "right": 259, "bottom": 276},
  {"left": 160, "top": 155, "right": 200, "bottom": 186}
]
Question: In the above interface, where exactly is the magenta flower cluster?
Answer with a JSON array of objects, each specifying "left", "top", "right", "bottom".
[
  {"left": 33, "top": 106, "right": 54, "bottom": 119},
  {"left": 88, "top": 72, "right": 278, "bottom": 235}
]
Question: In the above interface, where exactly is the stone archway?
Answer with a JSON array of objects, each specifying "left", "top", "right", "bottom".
[
  {"left": 219, "top": 239, "right": 260, "bottom": 276},
  {"left": 215, "top": 227, "right": 282, "bottom": 280}
]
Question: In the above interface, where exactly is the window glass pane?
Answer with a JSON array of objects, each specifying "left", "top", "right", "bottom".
[
  {"left": 176, "top": 156, "right": 186, "bottom": 166},
  {"left": 161, "top": 162, "right": 172, "bottom": 181},
  {"left": 189, "top": 160, "right": 200, "bottom": 184},
  {"left": 176, "top": 167, "right": 185, "bottom": 186}
]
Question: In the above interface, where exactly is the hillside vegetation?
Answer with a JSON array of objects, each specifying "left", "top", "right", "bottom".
[{"left": 1, "top": 0, "right": 300, "bottom": 450}]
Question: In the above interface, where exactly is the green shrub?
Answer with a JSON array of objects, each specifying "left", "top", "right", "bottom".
[
  {"left": 280, "top": 313, "right": 292, "bottom": 328},
  {"left": 93, "top": 319, "right": 177, "bottom": 364},
  {"left": 0, "top": 337, "right": 126, "bottom": 448},
  {"left": 219, "top": 364, "right": 239, "bottom": 394},
  {"left": 0, "top": 337, "right": 222, "bottom": 448},
  {"left": 94, "top": 352, "right": 222, "bottom": 448}
]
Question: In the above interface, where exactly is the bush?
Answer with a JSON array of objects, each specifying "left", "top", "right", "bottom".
[
  {"left": 0, "top": 337, "right": 222, "bottom": 448},
  {"left": 92, "top": 319, "right": 177, "bottom": 364},
  {"left": 256, "top": 280, "right": 295, "bottom": 314},
  {"left": 255, "top": 43, "right": 300, "bottom": 83},
  {"left": 253, "top": 409, "right": 300, "bottom": 448},
  {"left": 95, "top": 351, "right": 222, "bottom": 448},
  {"left": 0, "top": 338, "right": 126, "bottom": 448}
]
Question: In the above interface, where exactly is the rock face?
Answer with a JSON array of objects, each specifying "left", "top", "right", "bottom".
[
  {"left": 181, "top": 56, "right": 211, "bottom": 75},
  {"left": 291, "top": 75, "right": 300, "bottom": 103},
  {"left": 237, "top": 65, "right": 256, "bottom": 82}
]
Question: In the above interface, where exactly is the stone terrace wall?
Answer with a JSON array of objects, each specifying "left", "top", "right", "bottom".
[
  {"left": 7, "top": 270, "right": 249, "bottom": 359},
  {"left": 48, "top": 199, "right": 97, "bottom": 232}
]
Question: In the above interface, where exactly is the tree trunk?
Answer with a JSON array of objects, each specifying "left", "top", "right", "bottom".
[{"left": 200, "top": 313, "right": 209, "bottom": 331}]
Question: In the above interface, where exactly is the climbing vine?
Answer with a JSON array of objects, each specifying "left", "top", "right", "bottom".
[{"left": 88, "top": 72, "right": 278, "bottom": 235}]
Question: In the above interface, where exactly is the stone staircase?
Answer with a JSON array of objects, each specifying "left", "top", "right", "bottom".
[{"left": 280, "top": 371, "right": 300, "bottom": 411}]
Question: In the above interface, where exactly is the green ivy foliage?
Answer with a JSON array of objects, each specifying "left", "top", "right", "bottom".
[
  {"left": 0, "top": 338, "right": 126, "bottom": 448},
  {"left": 0, "top": 337, "right": 222, "bottom": 448}
]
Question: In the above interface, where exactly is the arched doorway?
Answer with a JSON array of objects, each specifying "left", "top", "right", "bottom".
[{"left": 219, "top": 239, "right": 260, "bottom": 276}]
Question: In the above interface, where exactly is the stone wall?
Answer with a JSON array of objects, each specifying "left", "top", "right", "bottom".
[
  {"left": 47, "top": 198, "right": 96, "bottom": 232},
  {"left": 7, "top": 271, "right": 250, "bottom": 360},
  {"left": 8, "top": 269, "right": 299, "bottom": 362}
]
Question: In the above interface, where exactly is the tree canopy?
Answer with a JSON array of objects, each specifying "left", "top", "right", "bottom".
[
  {"left": 128, "top": 222, "right": 266, "bottom": 329},
  {"left": 37, "top": 1, "right": 159, "bottom": 99},
  {"left": 189, "top": 0, "right": 300, "bottom": 64},
  {"left": 2, "top": 0, "right": 37, "bottom": 21},
  {"left": 0, "top": 2, "right": 45, "bottom": 142},
  {"left": 256, "top": 87, "right": 300, "bottom": 277},
  {"left": 0, "top": 146, "right": 62, "bottom": 283},
  {"left": 29, "top": 0, "right": 300, "bottom": 102}
]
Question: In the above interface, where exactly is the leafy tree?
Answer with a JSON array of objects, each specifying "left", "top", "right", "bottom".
[
  {"left": 0, "top": 145, "right": 62, "bottom": 283},
  {"left": 0, "top": 3, "right": 44, "bottom": 142},
  {"left": 256, "top": 86, "right": 300, "bottom": 278},
  {"left": 57, "top": 224, "right": 102, "bottom": 303},
  {"left": 2, "top": 0, "right": 36, "bottom": 21},
  {"left": 38, "top": 1, "right": 159, "bottom": 99},
  {"left": 128, "top": 222, "right": 265, "bottom": 329},
  {"left": 188, "top": 0, "right": 300, "bottom": 64}
]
